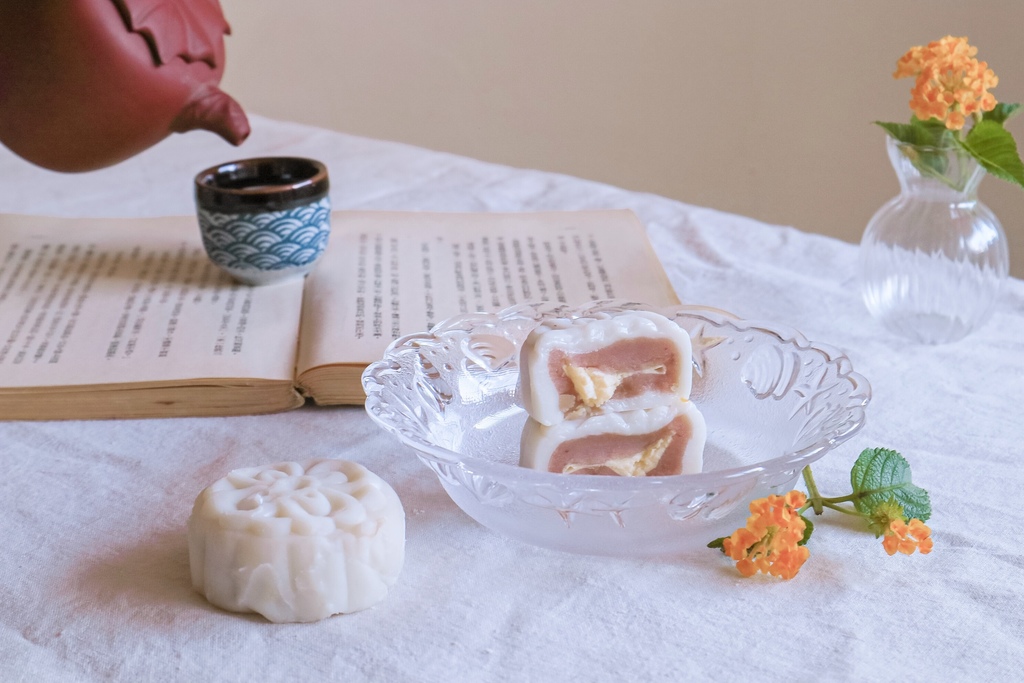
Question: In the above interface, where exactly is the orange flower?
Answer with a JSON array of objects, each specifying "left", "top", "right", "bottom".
[
  {"left": 894, "top": 36, "right": 998, "bottom": 130},
  {"left": 882, "top": 518, "right": 934, "bottom": 556},
  {"left": 722, "top": 490, "right": 809, "bottom": 580}
]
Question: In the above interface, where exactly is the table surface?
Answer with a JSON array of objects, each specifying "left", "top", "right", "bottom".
[{"left": 1, "top": 116, "right": 1022, "bottom": 682}]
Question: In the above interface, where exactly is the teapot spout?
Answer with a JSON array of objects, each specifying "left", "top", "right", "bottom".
[{"left": 171, "top": 82, "right": 250, "bottom": 145}]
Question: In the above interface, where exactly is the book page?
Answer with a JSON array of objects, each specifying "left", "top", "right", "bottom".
[
  {"left": 297, "top": 210, "right": 679, "bottom": 373},
  {"left": 0, "top": 215, "right": 304, "bottom": 388}
]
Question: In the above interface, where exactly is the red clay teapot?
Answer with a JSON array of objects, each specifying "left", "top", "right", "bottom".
[{"left": 0, "top": 0, "right": 250, "bottom": 172}]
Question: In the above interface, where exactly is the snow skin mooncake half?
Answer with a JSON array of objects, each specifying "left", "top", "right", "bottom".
[
  {"left": 188, "top": 459, "right": 405, "bottom": 623},
  {"left": 519, "top": 310, "right": 694, "bottom": 426},
  {"left": 520, "top": 400, "right": 706, "bottom": 476}
]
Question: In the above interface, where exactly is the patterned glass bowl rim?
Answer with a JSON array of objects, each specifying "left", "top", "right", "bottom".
[{"left": 362, "top": 301, "right": 872, "bottom": 493}]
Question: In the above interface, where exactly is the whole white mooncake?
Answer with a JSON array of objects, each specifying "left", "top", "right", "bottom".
[
  {"left": 188, "top": 459, "right": 405, "bottom": 623},
  {"left": 520, "top": 400, "right": 706, "bottom": 476},
  {"left": 519, "top": 310, "right": 694, "bottom": 426}
]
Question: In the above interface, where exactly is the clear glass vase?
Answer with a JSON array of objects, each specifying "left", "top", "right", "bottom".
[{"left": 860, "top": 136, "right": 1010, "bottom": 344}]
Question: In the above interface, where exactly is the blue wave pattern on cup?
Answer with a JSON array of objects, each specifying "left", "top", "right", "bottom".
[{"left": 198, "top": 197, "right": 331, "bottom": 273}]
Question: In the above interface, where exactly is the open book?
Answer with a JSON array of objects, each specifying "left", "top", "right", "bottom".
[{"left": 0, "top": 210, "right": 679, "bottom": 420}]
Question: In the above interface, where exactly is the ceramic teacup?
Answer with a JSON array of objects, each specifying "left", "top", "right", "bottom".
[{"left": 194, "top": 157, "right": 331, "bottom": 285}]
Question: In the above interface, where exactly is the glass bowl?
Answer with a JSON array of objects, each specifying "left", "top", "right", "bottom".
[{"left": 362, "top": 301, "right": 871, "bottom": 557}]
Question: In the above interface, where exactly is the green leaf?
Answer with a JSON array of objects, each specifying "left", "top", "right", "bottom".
[
  {"left": 875, "top": 121, "right": 919, "bottom": 144},
  {"left": 874, "top": 117, "right": 953, "bottom": 148},
  {"left": 850, "top": 448, "right": 932, "bottom": 522},
  {"left": 798, "top": 513, "right": 814, "bottom": 546},
  {"left": 875, "top": 118, "right": 954, "bottom": 176},
  {"left": 707, "top": 536, "right": 725, "bottom": 552},
  {"left": 912, "top": 115, "right": 956, "bottom": 141},
  {"left": 959, "top": 119, "right": 1024, "bottom": 189},
  {"left": 983, "top": 102, "right": 1021, "bottom": 125}
]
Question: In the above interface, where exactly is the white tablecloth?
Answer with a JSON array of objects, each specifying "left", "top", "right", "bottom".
[{"left": 1, "top": 116, "right": 1022, "bottom": 681}]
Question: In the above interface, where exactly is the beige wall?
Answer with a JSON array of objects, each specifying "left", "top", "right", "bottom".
[{"left": 220, "top": 0, "right": 1024, "bottom": 277}]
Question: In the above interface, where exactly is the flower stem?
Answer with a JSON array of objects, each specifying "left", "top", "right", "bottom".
[
  {"left": 801, "top": 466, "right": 824, "bottom": 515},
  {"left": 821, "top": 501, "right": 867, "bottom": 517},
  {"left": 820, "top": 493, "right": 858, "bottom": 504}
]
